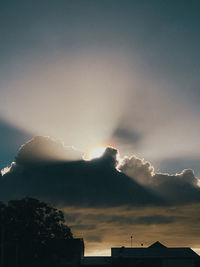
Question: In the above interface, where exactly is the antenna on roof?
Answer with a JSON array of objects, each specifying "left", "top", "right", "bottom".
[{"left": 131, "top": 235, "right": 133, "bottom": 247}]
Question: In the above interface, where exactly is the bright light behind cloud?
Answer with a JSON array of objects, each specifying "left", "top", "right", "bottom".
[
  {"left": 83, "top": 143, "right": 121, "bottom": 162},
  {"left": 85, "top": 146, "right": 106, "bottom": 160}
]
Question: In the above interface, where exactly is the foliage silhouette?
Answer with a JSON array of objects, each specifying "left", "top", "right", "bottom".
[{"left": 0, "top": 197, "right": 73, "bottom": 266}]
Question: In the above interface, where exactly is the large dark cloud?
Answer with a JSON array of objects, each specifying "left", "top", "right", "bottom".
[
  {"left": 1, "top": 136, "right": 200, "bottom": 207},
  {"left": 0, "top": 136, "right": 161, "bottom": 206}
]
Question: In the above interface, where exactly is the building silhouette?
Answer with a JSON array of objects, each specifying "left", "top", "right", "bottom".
[{"left": 82, "top": 241, "right": 200, "bottom": 267}]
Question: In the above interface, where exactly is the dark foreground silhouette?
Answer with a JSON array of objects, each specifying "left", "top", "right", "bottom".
[
  {"left": 0, "top": 197, "right": 200, "bottom": 267},
  {"left": 0, "top": 197, "right": 84, "bottom": 267}
]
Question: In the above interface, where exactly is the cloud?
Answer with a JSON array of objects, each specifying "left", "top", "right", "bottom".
[
  {"left": 118, "top": 155, "right": 154, "bottom": 185},
  {"left": 64, "top": 204, "right": 200, "bottom": 255},
  {"left": 112, "top": 127, "right": 141, "bottom": 145},
  {"left": 15, "top": 136, "right": 82, "bottom": 164},
  {"left": 156, "top": 156, "right": 200, "bottom": 177},
  {"left": 152, "top": 170, "right": 200, "bottom": 204},
  {"left": 0, "top": 136, "right": 161, "bottom": 206},
  {"left": 133, "top": 215, "right": 177, "bottom": 225},
  {"left": 1, "top": 136, "right": 200, "bottom": 207},
  {"left": 73, "top": 213, "right": 178, "bottom": 226},
  {"left": 118, "top": 155, "right": 200, "bottom": 204}
]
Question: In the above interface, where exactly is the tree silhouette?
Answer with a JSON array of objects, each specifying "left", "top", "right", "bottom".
[{"left": 0, "top": 197, "right": 73, "bottom": 266}]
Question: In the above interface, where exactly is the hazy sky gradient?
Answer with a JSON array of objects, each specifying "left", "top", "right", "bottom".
[
  {"left": 1, "top": 0, "right": 200, "bottom": 255},
  {"left": 1, "top": 0, "right": 200, "bottom": 174}
]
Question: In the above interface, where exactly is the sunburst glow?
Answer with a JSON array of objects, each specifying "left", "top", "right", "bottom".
[
  {"left": 89, "top": 147, "right": 106, "bottom": 159},
  {"left": 84, "top": 144, "right": 122, "bottom": 162},
  {"left": 84, "top": 146, "right": 107, "bottom": 160}
]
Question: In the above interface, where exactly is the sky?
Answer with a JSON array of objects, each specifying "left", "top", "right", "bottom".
[{"left": 1, "top": 0, "right": 200, "bottom": 255}]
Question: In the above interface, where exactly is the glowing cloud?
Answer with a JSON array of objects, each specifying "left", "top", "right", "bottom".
[{"left": 85, "top": 146, "right": 106, "bottom": 160}]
